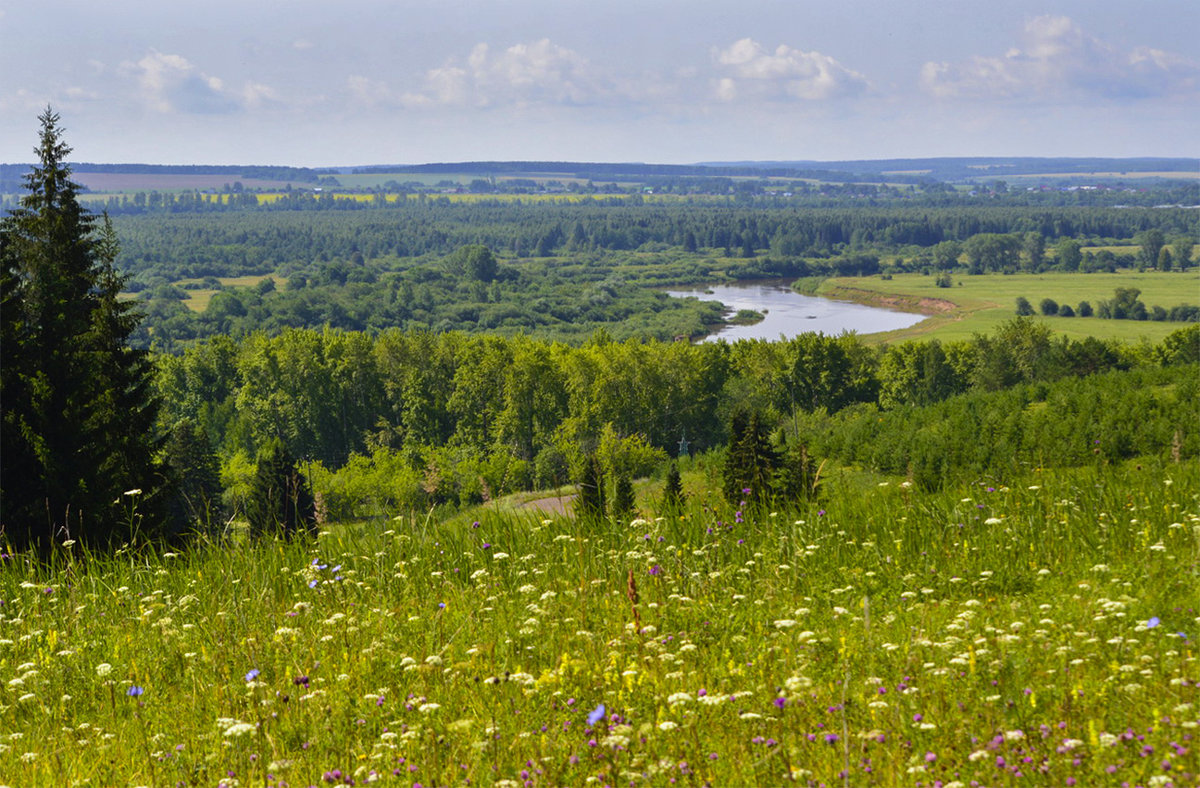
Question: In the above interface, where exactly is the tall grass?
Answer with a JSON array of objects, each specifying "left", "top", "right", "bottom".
[{"left": 0, "top": 459, "right": 1196, "bottom": 786}]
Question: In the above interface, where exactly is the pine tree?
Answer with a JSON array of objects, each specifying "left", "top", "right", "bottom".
[
  {"left": 246, "top": 439, "right": 316, "bottom": 539},
  {"left": 1, "top": 108, "right": 164, "bottom": 553}
]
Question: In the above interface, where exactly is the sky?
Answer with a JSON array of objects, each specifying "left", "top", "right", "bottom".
[{"left": 1, "top": 0, "right": 1197, "bottom": 167}]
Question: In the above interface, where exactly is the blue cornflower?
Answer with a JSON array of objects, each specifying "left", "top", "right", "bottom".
[
  {"left": 1147, "top": 617, "right": 1160, "bottom": 629},
  {"left": 245, "top": 668, "right": 261, "bottom": 682},
  {"left": 127, "top": 685, "right": 144, "bottom": 697},
  {"left": 587, "top": 703, "right": 606, "bottom": 726}
]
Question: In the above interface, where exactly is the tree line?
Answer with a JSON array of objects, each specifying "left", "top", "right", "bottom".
[{"left": 154, "top": 320, "right": 1197, "bottom": 520}]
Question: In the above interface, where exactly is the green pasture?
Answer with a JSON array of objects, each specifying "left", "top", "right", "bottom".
[{"left": 822, "top": 270, "right": 1200, "bottom": 344}]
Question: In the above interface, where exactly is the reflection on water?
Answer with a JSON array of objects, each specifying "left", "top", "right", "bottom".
[{"left": 665, "top": 280, "right": 925, "bottom": 342}]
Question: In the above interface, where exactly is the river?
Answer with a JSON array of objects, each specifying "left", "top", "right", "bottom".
[{"left": 665, "top": 280, "right": 926, "bottom": 342}]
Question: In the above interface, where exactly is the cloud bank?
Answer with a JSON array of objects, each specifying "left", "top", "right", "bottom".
[
  {"left": 122, "top": 51, "right": 279, "bottom": 114},
  {"left": 350, "top": 39, "right": 603, "bottom": 109},
  {"left": 921, "top": 16, "right": 1198, "bottom": 100}
]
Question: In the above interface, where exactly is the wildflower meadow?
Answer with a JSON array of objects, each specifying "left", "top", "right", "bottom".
[{"left": 0, "top": 459, "right": 1196, "bottom": 787}]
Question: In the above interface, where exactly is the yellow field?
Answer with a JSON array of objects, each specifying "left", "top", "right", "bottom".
[{"left": 175, "top": 275, "right": 287, "bottom": 312}]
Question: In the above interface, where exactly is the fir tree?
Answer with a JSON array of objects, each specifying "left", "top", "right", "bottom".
[
  {"left": 1, "top": 108, "right": 163, "bottom": 553},
  {"left": 246, "top": 439, "right": 316, "bottom": 539}
]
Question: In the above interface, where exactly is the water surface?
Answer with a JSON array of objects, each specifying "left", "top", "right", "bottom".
[{"left": 666, "top": 280, "right": 925, "bottom": 342}]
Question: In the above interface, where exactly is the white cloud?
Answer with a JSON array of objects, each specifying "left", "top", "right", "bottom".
[
  {"left": 122, "top": 51, "right": 278, "bottom": 114},
  {"left": 354, "top": 39, "right": 604, "bottom": 109},
  {"left": 920, "top": 16, "right": 1199, "bottom": 100},
  {"left": 713, "top": 38, "right": 870, "bottom": 101}
]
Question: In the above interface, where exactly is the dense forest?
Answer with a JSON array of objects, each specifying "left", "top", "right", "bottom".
[
  {"left": 156, "top": 319, "right": 1198, "bottom": 521},
  {"left": 86, "top": 196, "right": 1194, "bottom": 349}
]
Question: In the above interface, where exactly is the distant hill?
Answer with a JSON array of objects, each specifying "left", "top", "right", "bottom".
[
  {"left": 0, "top": 162, "right": 331, "bottom": 193},
  {"left": 348, "top": 160, "right": 876, "bottom": 183},
  {"left": 3, "top": 157, "right": 1196, "bottom": 196},
  {"left": 701, "top": 157, "right": 1200, "bottom": 183}
]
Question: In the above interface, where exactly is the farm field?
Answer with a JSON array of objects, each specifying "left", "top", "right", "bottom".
[
  {"left": 1003, "top": 171, "right": 1200, "bottom": 180},
  {"left": 819, "top": 270, "right": 1200, "bottom": 345},
  {"left": 175, "top": 275, "right": 288, "bottom": 312},
  {"left": 0, "top": 459, "right": 1195, "bottom": 785},
  {"left": 70, "top": 173, "right": 305, "bottom": 193}
]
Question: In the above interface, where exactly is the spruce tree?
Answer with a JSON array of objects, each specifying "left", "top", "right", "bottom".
[
  {"left": 611, "top": 470, "right": 635, "bottom": 522},
  {"left": 1, "top": 108, "right": 163, "bottom": 553},
  {"left": 739, "top": 412, "right": 779, "bottom": 506},
  {"left": 776, "top": 438, "right": 821, "bottom": 505},
  {"left": 163, "top": 420, "right": 224, "bottom": 540},
  {"left": 661, "top": 463, "right": 684, "bottom": 513},
  {"left": 246, "top": 439, "right": 316, "bottom": 539},
  {"left": 723, "top": 411, "right": 777, "bottom": 507},
  {"left": 573, "top": 453, "right": 606, "bottom": 521},
  {"left": 722, "top": 412, "right": 749, "bottom": 505}
]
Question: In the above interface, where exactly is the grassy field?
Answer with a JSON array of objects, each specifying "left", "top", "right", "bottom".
[
  {"left": 175, "top": 275, "right": 287, "bottom": 312},
  {"left": 0, "top": 458, "right": 1195, "bottom": 785},
  {"left": 820, "top": 270, "right": 1200, "bottom": 345}
]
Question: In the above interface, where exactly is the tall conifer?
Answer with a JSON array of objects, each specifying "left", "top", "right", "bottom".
[{"left": 0, "top": 108, "right": 163, "bottom": 552}]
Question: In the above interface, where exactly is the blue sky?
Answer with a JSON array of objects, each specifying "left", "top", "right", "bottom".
[{"left": 2, "top": 0, "right": 1196, "bottom": 166}]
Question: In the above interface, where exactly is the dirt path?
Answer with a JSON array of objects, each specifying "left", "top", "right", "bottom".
[{"left": 517, "top": 494, "right": 577, "bottom": 516}]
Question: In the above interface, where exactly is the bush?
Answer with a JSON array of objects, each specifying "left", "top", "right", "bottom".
[{"left": 1039, "top": 298, "right": 1059, "bottom": 316}]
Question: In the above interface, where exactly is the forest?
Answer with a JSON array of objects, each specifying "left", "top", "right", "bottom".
[
  {"left": 89, "top": 196, "right": 1197, "bottom": 350},
  {"left": 155, "top": 320, "right": 1198, "bottom": 522}
]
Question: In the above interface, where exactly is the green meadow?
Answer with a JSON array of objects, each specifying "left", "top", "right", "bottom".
[
  {"left": 821, "top": 270, "right": 1199, "bottom": 344},
  {"left": 0, "top": 459, "right": 1196, "bottom": 786}
]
